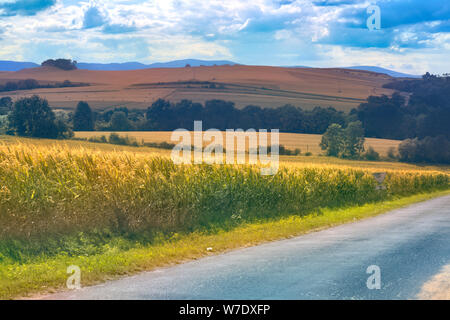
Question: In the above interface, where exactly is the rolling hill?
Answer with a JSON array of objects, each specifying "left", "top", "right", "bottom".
[{"left": 0, "top": 64, "right": 395, "bottom": 111}]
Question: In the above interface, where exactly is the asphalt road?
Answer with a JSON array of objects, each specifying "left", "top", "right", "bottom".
[{"left": 46, "top": 195, "right": 450, "bottom": 300}]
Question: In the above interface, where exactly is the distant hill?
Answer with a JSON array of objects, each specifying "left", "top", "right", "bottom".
[
  {"left": 77, "top": 59, "right": 238, "bottom": 71},
  {"left": 2, "top": 64, "right": 393, "bottom": 111},
  {"left": 0, "top": 60, "right": 419, "bottom": 78},
  {"left": 0, "top": 59, "right": 238, "bottom": 72},
  {"left": 343, "top": 66, "right": 420, "bottom": 78},
  {"left": 0, "top": 61, "right": 39, "bottom": 71}
]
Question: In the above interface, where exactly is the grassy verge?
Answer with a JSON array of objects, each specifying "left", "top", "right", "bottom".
[{"left": 1, "top": 189, "right": 448, "bottom": 300}]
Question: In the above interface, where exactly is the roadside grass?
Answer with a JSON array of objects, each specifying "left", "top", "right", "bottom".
[{"left": 1, "top": 189, "right": 448, "bottom": 300}]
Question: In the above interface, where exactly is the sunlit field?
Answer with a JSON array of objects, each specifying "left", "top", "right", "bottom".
[
  {"left": 1, "top": 135, "right": 448, "bottom": 240},
  {"left": 75, "top": 131, "right": 402, "bottom": 156},
  {"left": 0, "top": 135, "right": 448, "bottom": 299}
]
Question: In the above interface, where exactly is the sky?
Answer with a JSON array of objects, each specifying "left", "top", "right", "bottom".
[{"left": 0, "top": 0, "right": 449, "bottom": 74}]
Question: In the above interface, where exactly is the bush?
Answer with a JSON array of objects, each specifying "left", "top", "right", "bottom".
[
  {"left": 107, "top": 133, "right": 138, "bottom": 146},
  {"left": 398, "top": 136, "right": 450, "bottom": 164},
  {"left": 387, "top": 147, "right": 398, "bottom": 160},
  {"left": 364, "top": 147, "right": 380, "bottom": 161}
]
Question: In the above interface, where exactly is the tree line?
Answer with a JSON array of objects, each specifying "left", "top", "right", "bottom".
[{"left": 0, "top": 79, "right": 88, "bottom": 93}]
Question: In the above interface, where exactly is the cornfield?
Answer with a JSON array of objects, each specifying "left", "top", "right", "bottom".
[{"left": 0, "top": 142, "right": 448, "bottom": 246}]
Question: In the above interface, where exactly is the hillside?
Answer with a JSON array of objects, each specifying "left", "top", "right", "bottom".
[{"left": 0, "top": 65, "right": 394, "bottom": 111}]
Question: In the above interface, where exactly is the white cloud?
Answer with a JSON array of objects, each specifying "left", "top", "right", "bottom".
[{"left": 0, "top": 0, "right": 447, "bottom": 74}]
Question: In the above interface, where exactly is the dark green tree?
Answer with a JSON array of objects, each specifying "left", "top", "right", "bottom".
[
  {"left": 8, "top": 96, "right": 57, "bottom": 138},
  {"left": 0, "top": 97, "right": 13, "bottom": 115},
  {"left": 110, "top": 111, "right": 130, "bottom": 131},
  {"left": 320, "top": 123, "right": 344, "bottom": 156},
  {"left": 73, "top": 101, "right": 94, "bottom": 131},
  {"left": 342, "top": 121, "right": 365, "bottom": 158},
  {"left": 8, "top": 95, "right": 65, "bottom": 138},
  {"left": 320, "top": 121, "right": 365, "bottom": 159}
]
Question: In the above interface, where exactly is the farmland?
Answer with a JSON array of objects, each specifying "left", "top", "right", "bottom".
[
  {"left": 0, "top": 65, "right": 394, "bottom": 111},
  {"left": 75, "top": 131, "right": 402, "bottom": 157},
  {"left": 0, "top": 136, "right": 449, "bottom": 298}
]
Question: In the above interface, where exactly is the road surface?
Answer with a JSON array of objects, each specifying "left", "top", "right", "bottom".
[{"left": 45, "top": 195, "right": 450, "bottom": 300}]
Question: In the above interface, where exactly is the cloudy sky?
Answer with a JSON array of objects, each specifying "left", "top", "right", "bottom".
[{"left": 0, "top": 0, "right": 448, "bottom": 74}]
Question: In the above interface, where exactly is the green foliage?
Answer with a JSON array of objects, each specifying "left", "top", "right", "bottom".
[
  {"left": 0, "top": 115, "right": 8, "bottom": 134},
  {"left": 108, "top": 132, "right": 138, "bottom": 146},
  {"left": 41, "top": 59, "right": 77, "bottom": 70},
  {"left": 342, "top": 121, "right": 365, "bottom": 158},
  {"left": 362, "top": 74, "right": 450, "bottom": 140},
  {"left": 320, "top": 123, "right": 343, "bottom": 156},
  {"left": 364, "top": 147, "right": 380, "bottom": 161},
  {"left": 0, "top": 97, "right": 12, "bottom": 115},
  {"left": 387, "top": 147, "right": 398, "bottom": 160},
  {"left": 8, "top": 96, "right": 61, "bottom": 138},
  {"left": 143, "top": 99, "right": 347, "bottom": 133},
  {"left": 398, "top": 136, "right": 450, "bottom": 164},
  {"left": 110, "top": 111, "right": 131, "bottom": 131},
  {"left": 0, "top": 79, "right": 88, "bottom": 93},
  {"left": 73, "top": 101, "right": 94, "bottom": 131},
  {"left": 320, "top": 121, "right": 365, "bottom": 159}
]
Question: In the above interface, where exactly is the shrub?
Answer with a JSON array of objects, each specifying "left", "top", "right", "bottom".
[
  {"left": 364, "top": 147, "right": 380, "bottom": 161},
  {"left": 387, "top": 147, "right": 398, "bottom": 160},
  {"left": 398, "top": 136, "right": 450, "bottom": 164}
]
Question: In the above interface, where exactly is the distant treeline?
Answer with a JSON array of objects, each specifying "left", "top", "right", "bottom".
[
  {"left": 143, "top": 99, "right": 348, "bottom": 133},
  {"left": 0, "top": 78, "right": 89, "bottom": 93},
  {"left": 358, "top": 73, "right": 450, "bottom": 140},
  {"left": 72, "top": 99, "right": 349, "bottom": 134}
]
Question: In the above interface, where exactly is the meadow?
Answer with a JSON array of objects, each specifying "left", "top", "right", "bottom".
[{"left": 0, "top": 136, "right": 448, "bottom": 298}]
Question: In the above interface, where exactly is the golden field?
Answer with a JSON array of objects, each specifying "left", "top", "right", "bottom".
[
  {"left": 75, "top": 131, "right": 402, "bottom": 157},
  {"left": 0, "top": 65, "right": 394, "bottom": 111},
  {"left": 0, "top": 135, "right": 448, "bottom": 299},
  {"left": 0, "top": 136, "right": 448, "bottom": 240}
]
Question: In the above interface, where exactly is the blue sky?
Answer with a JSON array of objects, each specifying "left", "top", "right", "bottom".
[{"left": 0, "top": 0, "right": 449, "bottom": 74}]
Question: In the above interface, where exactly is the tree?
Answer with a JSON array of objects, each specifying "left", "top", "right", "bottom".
[
  {"left": 320, "top": 123, "right": 344, "bottom": 156},
  {"left": 398, "top": 136, "right": 450, "bottom": 164},
  {"left": 73, "top": 101, "right": 94, "bottom": 131},
  {"left": 320, "top": 121, "right": 365, "bottom": 159},
  {"left": 110, "top": 111, "right": 130, "bottom": 131},
  {"left": 8, "top": 95, "right": 68, "bottom": 138},
  {"left": 342, "top": 121, "right": 365, "bottom": 158},
  {"left": 0, "top": 97, "right": 13, "bottom": 115},
  {"left": 41, "top": 59, "right": 77, "bottom": 70}
]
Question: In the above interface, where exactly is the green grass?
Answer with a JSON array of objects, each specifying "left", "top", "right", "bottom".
[{"left": 1, "top": 190, "right": 448, "bottom": 300}]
